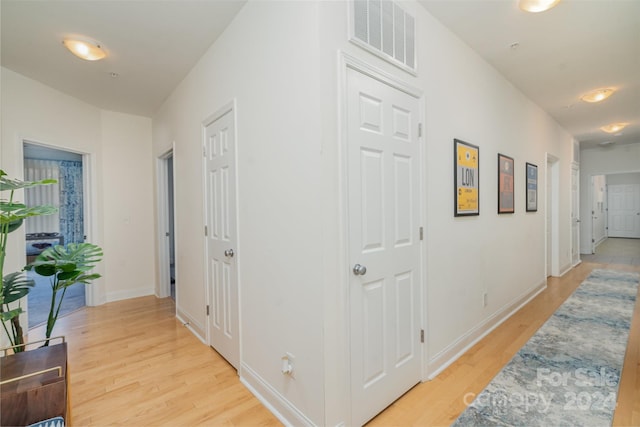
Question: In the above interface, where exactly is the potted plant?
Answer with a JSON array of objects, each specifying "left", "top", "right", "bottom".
[
  {"left": 0, "top": 169, "right": 57, "bottom": 352},
  {"left": 26, "top": 242, "right": 102, "bottom": 345}
]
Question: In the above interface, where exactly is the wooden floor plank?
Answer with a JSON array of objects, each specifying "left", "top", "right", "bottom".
[{"left": 24, "top": 261, "right": 640, "bottom": 426}]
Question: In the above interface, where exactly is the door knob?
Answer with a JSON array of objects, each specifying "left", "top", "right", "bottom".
[
  {"left": 353, "top": 264, "right": 367, "bottom": 276},
  {"left": 224, "top": 249, "right": 234, "bottom": 258}
]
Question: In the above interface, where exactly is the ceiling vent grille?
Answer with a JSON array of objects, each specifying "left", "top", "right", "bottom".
[{"left": 351, "top": 0, "right": 416, "bottom": 74}]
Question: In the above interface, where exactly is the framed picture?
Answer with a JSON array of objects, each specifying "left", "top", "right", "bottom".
[
  {"left": 454, "top": 139, "right": 479, "bottom": 216},
  {"left": 526, "top": 162, "right": 538, "bottom": 212},
  {"left": 498, "top": 153, "right": 514, "bottom": 214}
]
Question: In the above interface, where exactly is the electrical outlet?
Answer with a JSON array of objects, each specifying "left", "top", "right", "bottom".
[{"left": 281, "top": 352, "right": 295, "bottom": 376}]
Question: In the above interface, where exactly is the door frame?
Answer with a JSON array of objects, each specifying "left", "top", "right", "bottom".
[
  {"left": 545, "top": 153, "right": 560, "bottom": 277},
  {"left": 570, "top": 162, "right": 580, "bottom": 267},
  {"left": 339, "top": 52, "right": 426, "bottom": 424},
  {"left": 156, "top": 146, "right": 176, "bottom": 300},
  {"left": 202, "top": 100, "right": 242, "bottom": 367},
  {"left": 19, "top": 137, "right": 100, "bottom": 306}
]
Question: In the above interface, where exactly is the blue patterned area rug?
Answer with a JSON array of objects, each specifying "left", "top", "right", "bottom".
[{"left": 453, "top": 269, "right": 640, "bottom": 426}]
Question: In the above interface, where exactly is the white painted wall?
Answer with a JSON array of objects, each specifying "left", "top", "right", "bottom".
[
  {"left": 101, "top": 111, "right": 156, "bottom": 302},
  {"left": 607, "top": 172, "right": 640, "bottom": 185},
  {"left": 0, "top": 67, "right": 155, "bottom": 311},
  {"left": 152, "top": 1, "right": 324, "bottom": 424},
  {"left": 153, "top": 1, "right": 575, "bottom": 425},
  {"left": 580, "top": 144, "right": 640, "bottom": 254}
]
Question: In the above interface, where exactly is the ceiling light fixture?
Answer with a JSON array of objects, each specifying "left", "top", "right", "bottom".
[
  {"left": 62, "top": 38, "right": 106, "bottom": 61},
  {"left": 518, "top": 0, "right": 561, "bottom": 13},
  {"left": 600, "top": 122, "right": 629, "bottom": 133},
  {"left": 581, "top": 88, "right": 615, "bottom": 103}
]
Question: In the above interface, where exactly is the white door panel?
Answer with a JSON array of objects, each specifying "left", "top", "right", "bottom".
[
  {"left": 347, "top": 67, "right": 422, "bottom": 426},
  {"left": 204, "top": 107, "right": 239, "bottom": 369},
  {"left": 571, "top": 164, "right": 580, "bottom": 265},
  {"left": 608, "top": 184, "right": 640, "bottom": 238}
]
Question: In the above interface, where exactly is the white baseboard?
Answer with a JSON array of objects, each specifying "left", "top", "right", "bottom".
[
  {"left": 426, "top": 279, "right": 546, "bottom": 379},
  {"left": 176, "top": 309, "right": 206, "bottom": 343},
  {"left": 240, "top": 363, "right": 315, "bottom": 427},
  {"left": 105, "top": 287, "right": 154, "bottom": 303},
  {"left": 559, "top": 262, "right": 573, "bottom": 277}
]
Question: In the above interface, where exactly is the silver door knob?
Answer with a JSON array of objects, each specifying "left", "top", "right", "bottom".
[
  {"left": 224, "top": 249, "right": 234, "bottom": 257},
  {"left": 353, "top": 264, "right": 367, "bottom": 276}
]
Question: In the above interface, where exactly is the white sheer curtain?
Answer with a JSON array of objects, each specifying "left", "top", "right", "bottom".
[{"left": 24, "top": 159, "right": 60, "bottom": 234}]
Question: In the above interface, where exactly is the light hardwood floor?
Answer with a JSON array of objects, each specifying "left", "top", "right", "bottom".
[{"left": 26, "top": 261, "right": 640, "bottom": 426}]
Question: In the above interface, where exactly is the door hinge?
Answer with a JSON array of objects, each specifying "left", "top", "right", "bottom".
[
  {"left": 203, "top": 144, "right": 207, "bottom": 157},
  {"left": 418, "top": 123, "right": 423, "bottom": 138},
  {"left": 206, "top": 305, "right": 210, "bottom": 316},
  {"left": 420, "top": 329, "right": 424, "bottom": 343},
  {"left": 205, "top": 225, "right": 208, "bottom": 236},
  {"left": 419, "top": 227, "right": 424, "bottom": 240}
]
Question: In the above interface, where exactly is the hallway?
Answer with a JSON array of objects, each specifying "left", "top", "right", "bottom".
[{"left": 581, "top": 238, "right": 640, "bottom": 266}]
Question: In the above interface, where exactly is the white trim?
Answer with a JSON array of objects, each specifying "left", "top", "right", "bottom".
[
  {"left": 426, "top": 280, "right": 546, "bottom": 379},
  {"left": 545, "top": 153, "right": 561, "bottom": 277},
  {"left": 18, "top": 137, "right": 103, "bottom": 307},
  {"left": 156, "top": 147, "right": 175, "bottom": 299},
  {"left": 570, "top": 162, "right": 581, "bottom": 267},
  {"left": 176, "top": 310, "right": 207, "bottom": 344},
  {"left": 240, "top": 363, "right": 315, "bottom": 427},
  {"left": 105, "top": 287, "right": 154, "bottom": 303}
]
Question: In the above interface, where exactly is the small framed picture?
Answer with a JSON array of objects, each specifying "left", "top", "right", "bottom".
[
  {"left": 526, "top": 162, "right": 538, "bottom": 212},
  {"left": 454, "top": 139, "right": 479, "bottom": 217},
  {"left": 498, "top": 153, "right": 514, "bottom": 214}
]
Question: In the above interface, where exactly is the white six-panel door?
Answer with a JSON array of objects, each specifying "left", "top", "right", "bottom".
[
  {"left": 204, "top": 106, "right": 239, "bottom": 369},
  {"left": 347, "top": 67, "right": 422, "bottom": 426},
  {"left": 608, "top": 184, "right": 640, "bottom": 238}
]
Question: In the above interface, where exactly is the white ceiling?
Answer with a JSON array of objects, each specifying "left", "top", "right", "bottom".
[
  {"left": 2, "top": 0, "right": 638, "bottom": 149},
  {"left": 419, "top": 0, "right": 640, "bottom": 149},
  {"left": 1, "top": 0, "right": 246, "bottom": 117}
]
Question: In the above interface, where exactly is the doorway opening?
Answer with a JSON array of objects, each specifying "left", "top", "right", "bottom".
[
  {"left": 157, "top": 150, "right": 176, "bottom": 301},
  {"left": 23, "top": 141, "right": 87, "bottom": 329},
  {"left": 546, "top": 154, "right": 560, "bottom": 277}
]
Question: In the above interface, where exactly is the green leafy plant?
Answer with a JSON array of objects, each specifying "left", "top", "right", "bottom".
[
  {"left": 1, "top": 169, "right": 57, "bottom": 351},
  {"left": 26, "top": 242, "right": 103, "bottom": 345}
]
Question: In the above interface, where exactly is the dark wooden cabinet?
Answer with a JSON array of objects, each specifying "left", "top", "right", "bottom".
[{"left": 0, "top": 342, "right": 70, "bottom": 426}]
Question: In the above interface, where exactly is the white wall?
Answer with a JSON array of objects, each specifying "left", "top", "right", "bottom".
[
  {"left": 580, "top": 143, "right": 640, "bottom": 253},
  {"left": 154, "top": 1, "right": 575, "bottom": 425},
  {"left": 317, "top": 2, "right": 573, "bottom": 424},
  {"left": 101, "top": 111, "right": 156, "bottom": 302},
  {"left": 0, "top": 67, "right": 156, "bottom": 310},
  {"left": 607, "top": 172, "right": 640, "bottom": 185},
  {"left": 152, "top": 1, "right": 324, "bottom": 424}
]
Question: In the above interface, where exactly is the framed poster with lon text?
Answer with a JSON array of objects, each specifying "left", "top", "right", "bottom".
[{"left": 454, "top": 139, "right": 480, "bottom": 217}]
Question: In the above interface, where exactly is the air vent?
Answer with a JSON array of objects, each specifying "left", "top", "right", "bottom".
[{"left": 351, "top": 0, "right": 417, "bottom": 74}]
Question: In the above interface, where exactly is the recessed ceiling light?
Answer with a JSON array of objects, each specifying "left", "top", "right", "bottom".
[
  {"left": 63, "top": 38, "right": 106, "bottom": 61},
  {"left": 519, "top": 0, "right": 561, "bottom": 13},
  {"left": 581, "top": 88, "right": 615, "bottom": 103},
  {"left": 600, "top": 122, "right": 629, "bottom": 133}
]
